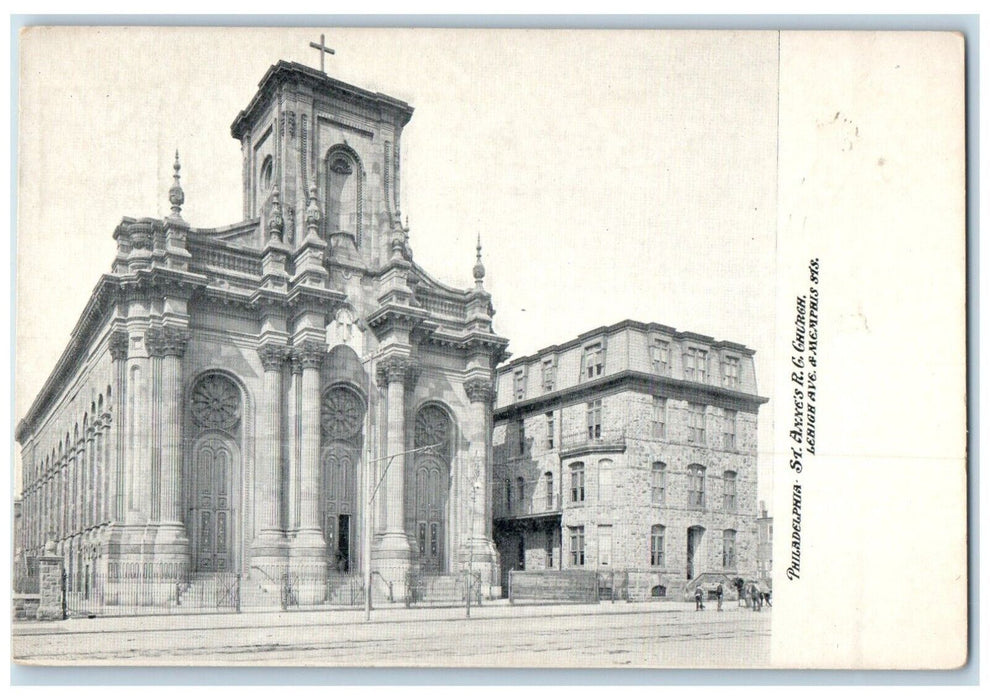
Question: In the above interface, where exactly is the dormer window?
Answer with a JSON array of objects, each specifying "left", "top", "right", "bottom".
[
  {"left": 584, "top": 343, "right": 603, "bottom": 379},
  {"left": 683, "top": 347, "right": 708, "bottom": 383}
]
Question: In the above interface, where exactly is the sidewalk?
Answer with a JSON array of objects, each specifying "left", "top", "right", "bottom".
[{"left": 12, "top": 598, "right": 748, "bottom": 636}]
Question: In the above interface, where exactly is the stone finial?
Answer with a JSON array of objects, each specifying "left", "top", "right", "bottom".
[
  {"left": 168, "top": 150, "right": 185, "bottom": 219},
  {"left": 305, "top": 184, "right": 322, "bottom": 236},
  {"left": 472, "top": 234, "right": 486, "bottom": 288},
  {"left": 267, "top": 185, "right": 285, "bottom": 241}
]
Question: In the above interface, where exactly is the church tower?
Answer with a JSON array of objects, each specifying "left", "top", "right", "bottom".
[{"left": 230, "top": 59, "right": 413, "bottom": 267}]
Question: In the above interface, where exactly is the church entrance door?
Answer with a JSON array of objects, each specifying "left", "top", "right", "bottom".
[
  {"left": 413, "top": 457, "right": 446, "bottom": 573},
  {"left": 194, "top": 438, "right": 237, "bottom": 572},
  {"left": 322, "top": 446, "right": 356, "bottom": 573}
]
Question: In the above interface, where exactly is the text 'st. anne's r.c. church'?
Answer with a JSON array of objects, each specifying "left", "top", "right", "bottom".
[{"left": 15, "top": 57, "right": 509, "bottom": 603}]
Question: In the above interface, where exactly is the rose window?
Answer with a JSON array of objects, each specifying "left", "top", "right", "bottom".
[
  {"left": 191, "top": 375, "right": 241, "bottom": 430},
  {"left": 321, "top": 387, "right": 364, "bottom": 440},
  {"left": 415, "top": 405, "right": 451, "bottom": 457}
]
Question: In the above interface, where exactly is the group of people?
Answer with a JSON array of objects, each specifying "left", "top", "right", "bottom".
[{"left": 693, "top": 582, "right": 771, "bottom": 611}]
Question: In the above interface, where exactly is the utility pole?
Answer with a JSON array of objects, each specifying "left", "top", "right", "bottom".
[{"left": 466, "top": 457, "right": 481, "bottom": 619}]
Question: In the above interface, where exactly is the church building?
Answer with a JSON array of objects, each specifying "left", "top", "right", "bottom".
[{"left": 15, "top": 58, "right": 508, "bottom": 604}]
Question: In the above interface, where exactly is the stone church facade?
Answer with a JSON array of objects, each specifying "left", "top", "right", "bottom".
[{"left": 15, "top": 60, "right": 508, "bottom": 604}]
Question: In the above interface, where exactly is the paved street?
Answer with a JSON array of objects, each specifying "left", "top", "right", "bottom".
[{"left": 13, "top": 601, "right": 770, "bottom": 668}]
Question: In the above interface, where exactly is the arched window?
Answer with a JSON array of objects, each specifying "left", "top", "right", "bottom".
[
  {"left": 325, "top": 146, "right": 361, "bottom": 241},
  {"left": 544, "top": 471, "right": 554, "bottom": 510},
  {"left": 570, "top": 462, "right": 585, "bottom": 503},
  {"left": 722, "top": 529, "right": 737, "bottom": 569},
  {"left": 321, "top": 386, "right": 365, "bottom": 442},
  {"left": 260, "top": 155, "right": 274, "bottom": 193},
  {"left": 190, "top": 374, "right": 242, "bottom": 433}
]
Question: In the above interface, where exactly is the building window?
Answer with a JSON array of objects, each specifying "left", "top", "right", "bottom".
[
  {"left": 722, "top": 356, "right": 740, "bottom": 389},
  {"left": 569, "top": 526, "right": 586, "bottom": 566},
  {"left": 723, "top": 409, "right": 737, "bottom": 450},
  {"left": 598, "top": 525, "right": 613, "bottom": 567},
  {"left": 723, "top": 529, "right": 737, "bottom": 569},
  {"left": 513, "top": 370, "right": 526, "bottom": 401},
  {"left": 651, "top": 461, "right": 667, "bottom": 505},
  {"left": 723, "top": 471, "right": 737, "bottom": 512},
  {"left": 650, "top": 525, "right": 666, "bottom": 567},
  {"left": 517, "top": 419, "right": 526, "bottom": 456},
  {"left": 545, "top": 471, "right": 554, "bottom": 509},
  {"left": 586, "top": 399, "right": 602, "bottom": 440},
  {"left": 542, "top": 359, "right": 555, "bottom": 392},
  {"left": 652, "top": 396, "right": 667, "bottom": 439},
  {"left": 688, "top": 403, "right": 706, "bottom": 444},
  {"left": 684, "top": 347, "right": 708, "bottom": 383},
  {"left": 651, "top": 340, "right": 671, "bottom": 375},
  {"left": 517, "top": 477, "right": 526, "bottom": 509},
  {"left": 505, "top": 478, "right": 512, "bottom": 513},
  {"left": 546, "top": 531, "right": 555, "bottom": 568},
  {"left": 687, "top": 464, "right": 706, "bottom": 508},
  {"left": 260, "top": 155, "right": 274, "bottom": 193},
  {"left": 546, "top": 412, "right": 555, "bottom": 449},
  {"left": 570, "top": 463, "right": 585, "bottom": 503},
  {"left": 598, "top": 459, "right": 613, "bottom": 504},
  {"left": 584, "top": 343, "right": 603, "bottom": 379}
]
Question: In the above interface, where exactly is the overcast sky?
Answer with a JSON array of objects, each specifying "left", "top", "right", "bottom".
[{"left": 16, "top": 27, "right": 777, "bottom": 504}]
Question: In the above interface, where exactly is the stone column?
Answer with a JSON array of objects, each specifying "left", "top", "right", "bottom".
[
  {"left": 252, "top": 342, "right": 289, "bottom": 571},
  {"left": 372, "top": 355, "right": 413, "bottom": 591},
  {"left": 36, "top": 542, "right": 65, "bottom": 621},
  {"left": 109, "top": 331, "right": 129, "bottom": 522},
  {"left": 463, "top": 377, "right": 498, "bottom": 593},
  {"left": 289, "top": 340, "right": 327, "bottom": 602},
  {"left": 86, "top": 427, "right": 96, "bottom": 529},
  {"left": 145, "top": 327, "right": 191, "bottom": 579}
]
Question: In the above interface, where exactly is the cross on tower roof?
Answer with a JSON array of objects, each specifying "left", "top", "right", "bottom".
[{"left": 309, "top": 34, "right": 335, "bottom": 74}]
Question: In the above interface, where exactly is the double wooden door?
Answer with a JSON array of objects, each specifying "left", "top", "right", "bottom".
[{"left": 194, "top": 439, "right": 236, "bottom": 572}]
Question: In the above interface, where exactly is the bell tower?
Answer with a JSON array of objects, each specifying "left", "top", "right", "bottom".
[{"left": 230, "top": 58, "right": 414, "bottom": 267}]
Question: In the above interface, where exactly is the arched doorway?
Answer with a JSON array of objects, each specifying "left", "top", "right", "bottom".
[
  {"left": 687, "top": 525, "right": 706, "bottom": 581},
  {"left": 192, "top": 436, "right": 239, "bottom": 572},
  {"left": 412, "top": 404, "right": 452, "bottom": 573},
  {"left": 320, "top": 386, "right": 365, "bottom": 573},
  {"left": 188, "top": 373, "right": 243, "bottom": 573}
]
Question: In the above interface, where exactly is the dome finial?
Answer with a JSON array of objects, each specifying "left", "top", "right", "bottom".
[
  {"left": 267, "top": 185, "right": 284, "bottom": 241},
  {"left": 168, "top": 149, "right": 185, "bottom": 219},
  {"left": 472, "top": 233, "right": 486, "bottom": 287}
]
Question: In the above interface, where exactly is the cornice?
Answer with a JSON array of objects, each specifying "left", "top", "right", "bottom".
[{"left": 493, "top": 370, "right": 770, "bottom": 422}]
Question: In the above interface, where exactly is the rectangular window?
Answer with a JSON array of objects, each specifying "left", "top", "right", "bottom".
[
  {"left": 652, "top": 396, "right": 667, "bottom": 439},
  {"left": 546, "top": 532, "right": 554, "bottom": 568},
  {"left": 586, "top": 399, "right": 603, "bottom": 440},
  {"left": 688, "top": 465, "right": 706, "bottom": 508},
  {"left": 546, "top": 412, "right": 555, "bottom": 450},
  {"left": 723, "top": 529, "right": 737, "bottom": 569},
  {"left": 542, "top": 359, "right": 555, "bottom": 392},
  {"left": 651, "top": 462, "right": 667, "bottom": 506},
  {"left": 584, "top": 343, "right": 603, "bottom": 379},
  {"left": 517, "top": 419, "right": 526, "bottom": 456},
  {"left": 723, "top": 471, "right": 737, "bottom": 512},
  {"left": 722, "top": 356, "right": 740, "bottom": 389},
  {"left": 569, "top": 526, "right": 586, "bottom": 566},
  {"left": 598, "top": 525, "right": 613, "bottom": 567},
  {"left": 545, "top": 471, "right": 555, "bottom": 510},
  {"left": 650, "top": 525, "right": 665, "bottom": 567},
  {"left": 688, "top": 403, "right": 706, "bottom": 444},
  {"left": 723, "top": 409, "right": 737, "bottom": 450},
  {"left": 651, "top": 340, "right": 671, "bottom": 374},
  {"left": 570, "top": 464, "right": 585, "bottom": 503},
  {"left": 684, "top": 348, "right": 708, "bottom": 383},
  {"left": 513, "top": 370, "right": 526, "bottom": 401}
]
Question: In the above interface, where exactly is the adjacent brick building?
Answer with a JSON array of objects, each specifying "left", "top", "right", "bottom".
[{"left": 492, "top": 320, "right": 767, "bottom": 600}]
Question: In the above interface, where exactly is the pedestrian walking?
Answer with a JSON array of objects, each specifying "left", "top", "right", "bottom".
[
  {"left": 716, "top": 583, "right": 723, "bottom": 611},
  {"left": 694, "top": 586, "right": 704, "bottom": 611}
]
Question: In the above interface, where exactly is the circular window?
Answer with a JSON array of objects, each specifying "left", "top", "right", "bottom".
[
  {"left": 415, "top": 405, "right": 451, "bottom": 456},
  {"left": 321, "top": 387, "right": 364, "bottom": 440},
  {"left": 191, "top": 374, "right": 241, "bottom": 430}
]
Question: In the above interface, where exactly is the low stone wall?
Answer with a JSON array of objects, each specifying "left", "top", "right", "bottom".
[{"left": 508, "top": 570, "right": 598, "bottom": 603}]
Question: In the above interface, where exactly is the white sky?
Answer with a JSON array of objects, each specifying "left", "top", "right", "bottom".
[{"left": 15, "top": 27, "right": 777, "bottom": 506}]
